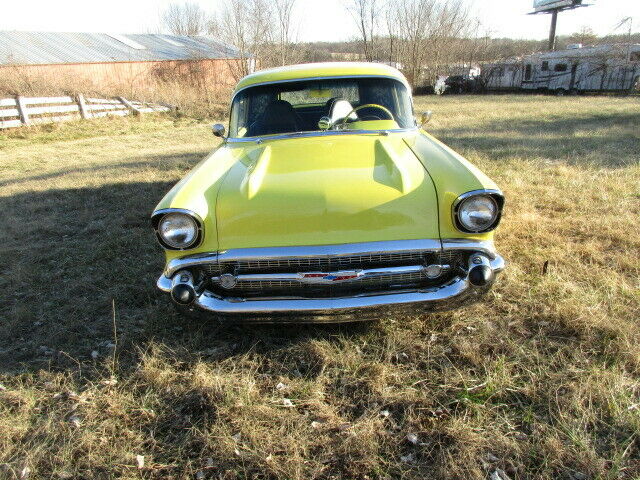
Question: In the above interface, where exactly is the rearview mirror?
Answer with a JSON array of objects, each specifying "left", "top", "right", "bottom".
[
  {"left": 419, "top": 111, "right": 433, "bottom": 127},
  {"left": 212, "top": 123, "right": 226, "bottom": 138}
]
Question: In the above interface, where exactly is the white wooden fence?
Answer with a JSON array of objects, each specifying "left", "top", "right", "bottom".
[{"left": 0, "top": 95, "right": 172, "bottom": 129}]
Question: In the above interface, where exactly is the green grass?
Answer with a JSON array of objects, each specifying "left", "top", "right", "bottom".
[{"left": 0, "top": 95, "right": 639, "bottom": 479}]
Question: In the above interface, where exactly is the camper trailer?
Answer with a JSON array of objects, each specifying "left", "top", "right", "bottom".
[{"left": 483, "top": 44, "right": 640, "bottom": 94}]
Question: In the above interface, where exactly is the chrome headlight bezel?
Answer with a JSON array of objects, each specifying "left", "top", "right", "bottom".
[
  {"left": 151, "top": 208, "right": 203, "bottom": 250},
  {"left": 453, "top": 189, "right": 504, "bottom": 233}
]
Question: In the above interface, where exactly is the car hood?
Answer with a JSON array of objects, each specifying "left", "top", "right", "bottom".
[{"left": 215, "top": 134, "right": 440, "bottom": 249}]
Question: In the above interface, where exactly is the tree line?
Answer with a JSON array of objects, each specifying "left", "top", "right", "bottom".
[{"left": 161, "top": 1, "right": 639, "bottom": 88}]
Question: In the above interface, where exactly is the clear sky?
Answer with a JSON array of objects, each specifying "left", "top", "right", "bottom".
[{"left": 0, "top": 0, "right": 637, "bottom": 42}]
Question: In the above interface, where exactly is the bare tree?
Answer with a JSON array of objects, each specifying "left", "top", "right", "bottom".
[
  {"left": 215, "top": 0, "right": 273, "bottom": 79},
  {"left": 162, "top": 2, "right": 208, "bottom": 36},
  {"left": 273, "top": 0, "right": 299, "bottom": 66},
  {"left": 569, "top": 26, "right": 597, "bottom": 46},
  {"left": 384, "top": 0, "right": 472, "bottom": 87},
  {"left": 346, "top": 0, "right": 381, "bottom": 62}
]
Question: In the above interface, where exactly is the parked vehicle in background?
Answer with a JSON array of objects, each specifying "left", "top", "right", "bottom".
[
  {"left": 483, "top": 43, "right": 640, "bottom": 95},
  {"left": 151, "top": 62, "right": 505, "bottom": 323},
  {"left": 435, "top": 74, "right": 486, "bottom": 95}
]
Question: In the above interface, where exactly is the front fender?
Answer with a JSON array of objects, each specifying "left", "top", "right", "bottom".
[
  {"left": 404, "top": 131, "right": 500, "bottom": 242},
  {"left": 152, "top": 144, "right": 237, "bottom": 262}
]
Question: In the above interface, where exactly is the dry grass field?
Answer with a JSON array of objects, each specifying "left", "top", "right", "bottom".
[{"left": 0, "top": 95, "right": 639, "bottom": 480}]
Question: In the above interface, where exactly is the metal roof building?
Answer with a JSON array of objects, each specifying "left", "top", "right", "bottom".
[
  {"left": 0, "top": 31, "right": 241, "bottom": 65},
  {"left": 0, "top": 32, "right": 246, "bottom": 92}
]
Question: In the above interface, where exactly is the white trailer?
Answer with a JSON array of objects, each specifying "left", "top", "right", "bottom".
[{"left": 483, "top": 44, "right": 640, "bottom": 94}]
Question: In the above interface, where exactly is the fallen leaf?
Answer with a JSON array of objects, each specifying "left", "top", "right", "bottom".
[
  {"left": 380, "top": 410, "right": 390, "bottom": 418},
  {"left": 282, "top": 398, "right": 293, "bottom": 407},
  {"left": 275, "top": 382, "right": 287, "bottom": 391}
]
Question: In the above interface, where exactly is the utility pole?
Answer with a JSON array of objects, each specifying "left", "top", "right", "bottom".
[{"left": 614, "top": 17, "right": 634, "bottom": 62}]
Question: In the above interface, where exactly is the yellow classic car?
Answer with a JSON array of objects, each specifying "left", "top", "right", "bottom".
[{"left": 151, "top": 62, "right": 505, "bottom": 322}]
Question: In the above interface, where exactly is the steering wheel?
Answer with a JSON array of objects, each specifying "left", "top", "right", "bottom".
[{"left": 337, "top": 104, "right": 394, "bottom": 128}]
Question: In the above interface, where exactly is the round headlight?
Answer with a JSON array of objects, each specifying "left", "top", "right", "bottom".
[
  {"left": 158, "top": 213, "right": 198, "bottom": 249},
  {"left": 457, "top": 195, "right": 499, "bottom": 232}
]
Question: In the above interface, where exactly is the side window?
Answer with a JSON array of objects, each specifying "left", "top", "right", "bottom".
[
  {"left": 541, "top": 61, "right": 549, "bottom": 71},
  {"left": 525, "top": 64, "right": 532, "bottom": 80},
  {"left": 554, "top": 63, "right": 568, "bottom": 72}
]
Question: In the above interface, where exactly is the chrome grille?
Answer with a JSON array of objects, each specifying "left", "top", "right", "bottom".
[
  {"left": 201, "top": 251, "right": 457, "bottom": 275},
  {"left": 213, "top": 270, "right": 428, "bottom": 294},
  {"left": 199, "top": 249, "right": 470, "bottom": 298},
  {"left": 208, "top": 251, "right": 430, "bottom": 274}
]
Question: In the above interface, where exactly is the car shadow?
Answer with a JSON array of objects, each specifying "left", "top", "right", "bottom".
[{"left": 0, "top": 179, "right": 378, "bottom": 375}]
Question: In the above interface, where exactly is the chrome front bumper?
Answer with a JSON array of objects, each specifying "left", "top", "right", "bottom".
[{"left": 156, "top": 239, "right": 505, "bottom": 323}]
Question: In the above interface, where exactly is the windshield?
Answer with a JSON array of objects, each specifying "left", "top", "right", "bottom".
[{"left": 229, "top": 77, "right": 414, "bottom": 138}]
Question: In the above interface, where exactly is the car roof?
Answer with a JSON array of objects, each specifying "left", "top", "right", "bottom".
[{"left": 233, "top": 62, "right": 410, "bottom": 93}]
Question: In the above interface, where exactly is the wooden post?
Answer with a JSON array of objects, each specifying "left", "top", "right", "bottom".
[
  {"left": 118, "top": 97, "right": 140, "bottom": 116},
  {"left": 16, "top": 96, "right": 30, "bottom": 125},
  {"left": 77, "top": 94, "right": 90, "bottom": 119}
]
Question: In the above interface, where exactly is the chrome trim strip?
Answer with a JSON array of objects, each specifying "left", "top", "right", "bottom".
[
  {"left": 164, "top": 252, "right": 219, "bottom": 278},
  {"left": 452, "top": 189, "right": 503, "bottom": 208},
  {"left": 231, "top": 75, "right": 411, "bottom": 103},
  {"left": 211, "top": 264, "right": 450, "bottom": 285},
  {"left": 226, "top": 128, "right": 418, "bottom": 143},
  {"left": 215, "top": 239, "right": 442, "bottom": 262},
  {"left": 151, "top": 208, "right": 204, "bottom": 221},
  {"left": 441, "top": 239, "right": 498, "bottom": 259}
]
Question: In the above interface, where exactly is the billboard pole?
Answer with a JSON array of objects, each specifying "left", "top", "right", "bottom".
[
  {"left": 548, "top": 9, "right": 558, "bottom": 50},
  {"left": 530, "top": 1, "right": 590, "bottom": 51}
]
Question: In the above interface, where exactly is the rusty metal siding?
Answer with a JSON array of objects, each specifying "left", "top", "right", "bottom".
[{"left": 1, "top": 59, "right": 241, "bottom": 90}]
